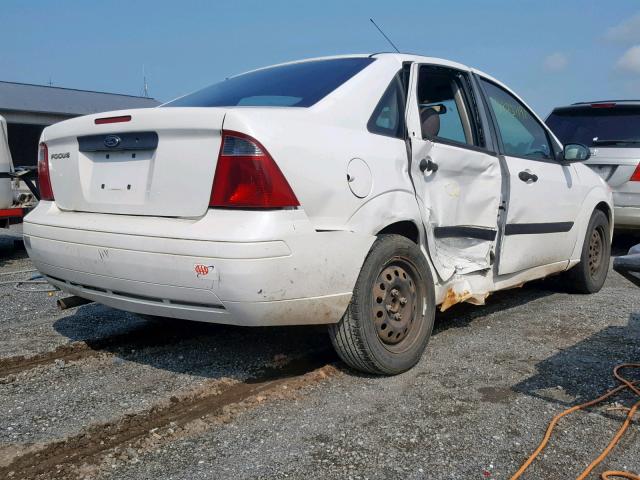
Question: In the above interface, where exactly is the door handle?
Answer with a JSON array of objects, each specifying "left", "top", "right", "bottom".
[
  {"left": 419, "top": 158, "right": 438, "bottom": 173},
  {"left": 518, "top": 170, "right": 538, "bottom": 183}
]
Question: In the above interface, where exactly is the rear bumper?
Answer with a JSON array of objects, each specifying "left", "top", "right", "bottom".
[
  {"left": 614, "top": 206, "right": 640, "bottom": 229},
  {"left": 611, "top": 185, "right": 640, "bottom": 228},
  {"left": 24, "top": 203, "right": 374, "bottom": 326}
]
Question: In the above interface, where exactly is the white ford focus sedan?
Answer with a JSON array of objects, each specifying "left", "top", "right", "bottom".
[{"left": 24, "top": 54, "right": 612, "bottom": 374}]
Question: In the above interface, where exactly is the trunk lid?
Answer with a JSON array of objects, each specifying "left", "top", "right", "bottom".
[{"left": 43, "top": 107, "right": 225, "bottom": 217}]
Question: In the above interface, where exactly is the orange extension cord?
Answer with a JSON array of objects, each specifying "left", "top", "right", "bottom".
[{"left": 510, "top": 364, "right": 640, "bottom": 480}]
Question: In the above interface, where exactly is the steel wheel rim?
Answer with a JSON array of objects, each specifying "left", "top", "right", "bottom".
[
  {"left": 371, "top": 259, "right": 422, "bottom": 352},
  {"left": 588, "top": 226, "right": 604, "bottom": 278}
]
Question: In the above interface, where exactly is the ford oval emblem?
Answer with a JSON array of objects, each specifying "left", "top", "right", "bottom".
[{"left": 104, "top": 135, "right": 121, "bottom": 148}]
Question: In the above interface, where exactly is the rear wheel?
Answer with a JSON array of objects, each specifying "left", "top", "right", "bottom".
[
  {"left": 328, "top": 234, "right": 435, "bottom": 375},
  {"left": 565, "top": 209, "right": 610, "bottom": 293}
]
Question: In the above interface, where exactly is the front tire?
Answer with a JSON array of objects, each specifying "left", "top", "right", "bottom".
[
  {"left": 565, "top": 209, "right": 610, "bottom": 293},
  {"left": 328, "top": 234, "right": 435, "bottom": 375}
]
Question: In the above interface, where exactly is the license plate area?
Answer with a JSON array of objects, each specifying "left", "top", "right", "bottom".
[{"left": 81, "top": 150, "right": 154, "bottom": 205}]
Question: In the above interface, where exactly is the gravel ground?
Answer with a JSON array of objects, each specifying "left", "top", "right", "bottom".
[{"left": 1, "top": 231, "right": 639, "bottom": 479}]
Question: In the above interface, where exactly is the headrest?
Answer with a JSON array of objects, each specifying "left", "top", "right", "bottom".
[{"left": 420, "top": 107, "right": 440, "bottom": 138}]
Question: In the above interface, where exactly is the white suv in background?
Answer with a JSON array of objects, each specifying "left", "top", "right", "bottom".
[
  {"left": 24, "top": 54, "right": 612, "bottom": 375},
  {"left": 547, "top": 100, "right": 640, "bottom": 230}
]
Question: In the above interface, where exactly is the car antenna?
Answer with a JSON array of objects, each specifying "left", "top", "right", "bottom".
[{"left": 369, "top": 18, "right": 400, "bottom": 53}]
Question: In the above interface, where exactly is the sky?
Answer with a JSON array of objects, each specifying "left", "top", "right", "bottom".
[{"left": 1, "top": 0, "right": 640, "bottom": 116}]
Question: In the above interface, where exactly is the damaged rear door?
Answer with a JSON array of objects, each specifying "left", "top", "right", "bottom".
[{"left": 407, "top": 63, "right": 502, "bottom": 281}]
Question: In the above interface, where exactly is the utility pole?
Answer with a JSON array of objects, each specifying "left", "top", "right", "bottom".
[{"left": 141, "top": 65, "right": 149, "bottom": 98}]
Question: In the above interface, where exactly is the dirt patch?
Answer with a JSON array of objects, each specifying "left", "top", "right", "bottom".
[
  {"left": 0, "top": 322, "right": 204, "bottom": 378},
  {"left": 0, "top": 352, "right": 338, "bottom": 480},
  {"left": 478, "top": 386, "right": 517, "bottom": 404},
  {"left": 0, "top": 342, "right": 94, "bottom": 379}
]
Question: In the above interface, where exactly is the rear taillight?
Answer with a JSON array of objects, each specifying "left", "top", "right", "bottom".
[
  {"left": 37, "top": 142, "right": 54, "bottom": 201},
  {"left": 209, "top": 131, "right": 299, "bottom": 208},
  {"left": 630, "top": 163, "right": 640, "bottom": 181},
  {"left": 591, "top": 103, "right": 616, "bottom": 109}
]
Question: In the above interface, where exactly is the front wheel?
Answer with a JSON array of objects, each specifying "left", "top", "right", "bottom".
[
  {"left": 564, "top": 209, "right": 610, "bottom": 293},
  {"left": 328, "top": 234, "right": 435, "bottom": 375}
]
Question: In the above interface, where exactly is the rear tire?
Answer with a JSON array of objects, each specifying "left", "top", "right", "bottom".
[
  {"left": 328, "top": 234, "right": 435, "bottom": 375},
  {"left": 564, "top": 209, "right": 610, "bottom": 293}
]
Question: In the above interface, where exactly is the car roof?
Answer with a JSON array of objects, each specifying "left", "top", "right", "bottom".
[
  {"left": 166, "top": 53, "right": 505, "bottom": 109},
  {"left": 229, "top": 53, "right": 506, "bottom": 89},
  {"left": 573, "top": 100, "right": 640, "bottom": 105},
  {"left": 552, "top": 100, "right": 640, "bottom": 110},
  {"left": 369, "top": 52, "right": 482, "bottom": 73},
  {"left": 370, "top": 53, "right": 516, "bottom": 100},
  {"left": 216, "top": 53, "right": 552, "bottom": 135},
  {"left": 232, "top": 52, "right": 550, "bottom": 133}
]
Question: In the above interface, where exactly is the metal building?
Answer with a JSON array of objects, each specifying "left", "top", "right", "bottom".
[{"left": 0, "top": 81, "right": 159, "bottom": 166}]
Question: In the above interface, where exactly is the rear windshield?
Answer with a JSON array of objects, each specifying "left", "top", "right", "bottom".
[
  {"left": 546, "top": 105, "right": 640, "bottom": 147},
  {"left": 163, "top": 57, "right": 375, "bottom": 108}
]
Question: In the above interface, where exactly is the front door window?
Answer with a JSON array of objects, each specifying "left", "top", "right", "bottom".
[{"left": 480, "top": 79, "right": 552, "bottom": 161}]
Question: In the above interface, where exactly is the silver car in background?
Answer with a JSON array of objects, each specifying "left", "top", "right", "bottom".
[{"left": 547, "top": 100, "right": 640, "bottom": 230}]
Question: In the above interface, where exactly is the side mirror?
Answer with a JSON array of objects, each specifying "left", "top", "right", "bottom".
[{"left": 562, "top": 143, "right": 590, "bottom": 162}]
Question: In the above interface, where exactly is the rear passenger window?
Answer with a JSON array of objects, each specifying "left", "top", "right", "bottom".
[
  {"left": 416, "top": 66, "right": 479, "bottom": 147},
  {"left": 480, "top": 79, "right": 552, "bottom": 161},
  {"left": 368, "top": 73, "right": 406, "bottom": 139}
]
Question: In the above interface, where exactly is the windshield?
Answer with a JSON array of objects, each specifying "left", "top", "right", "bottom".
[
  {"left": 163, "top": 57, "right": 375, "bottom": 108},
  {"left": 546, "top": 106, "right": 640, "bottom": 147}
]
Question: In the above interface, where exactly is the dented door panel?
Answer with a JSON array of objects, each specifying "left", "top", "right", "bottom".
[
  {"left": 411, "top": 141, "right": 502, "bottom": 280},
  {"left": 407, "top": 63, "right": 502, "bottom": 281}
]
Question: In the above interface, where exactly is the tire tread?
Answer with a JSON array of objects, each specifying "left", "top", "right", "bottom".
[
  {"left": 564, "top": 209, "right": 610, "bottom": 294},
  {"left": 329, "top": 235, "right": 434, "bottom": 375}
]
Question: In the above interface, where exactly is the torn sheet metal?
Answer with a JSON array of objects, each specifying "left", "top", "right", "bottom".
[
  {"left": 439, "top": 278, "right": 490, "bottom": 312},
  {"left": 429, "top": 234, "right": 492, "bottom": 278}
]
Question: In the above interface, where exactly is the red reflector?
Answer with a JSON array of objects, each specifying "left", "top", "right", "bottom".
[
  {"left": 0, "top": 208, "right": 23, "bottom": 219},
  {"left": 630, "top": 163, "right": 640, "bottom": 181},
  {"left": 209, "top": 131, "right": 299, "bottom": 208},
  {"left": 591, "top": 103, "right": 616, "bottom": 109},
  {"left": 94, "top": 115, "right": 131, "bottom": 124},
  {"left": 37, "top": 142, "right": 54, "bottom": 201}
]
